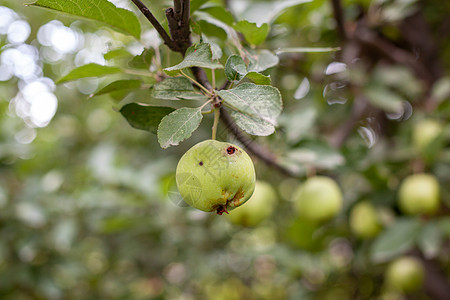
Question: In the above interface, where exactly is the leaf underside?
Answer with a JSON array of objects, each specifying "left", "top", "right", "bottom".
[{"left": 157, "top": 107, "right": 203, "bottom": 148}]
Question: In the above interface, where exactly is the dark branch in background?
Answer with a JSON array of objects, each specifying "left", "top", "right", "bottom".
[
  {"left": 353, "top": 26, "right": 434, "bottom": 87},
  {"left": 130, "top": 0, "right": 294, "bottom": 176},
  {"left": 330, "top": 0, "right": 347, "bottom": 40},
  {"left": 327, "top": 0, "right": 443, "bottom": 148},
  {"left": 328, "top": 1, "right": 449, "bottom": 298}
]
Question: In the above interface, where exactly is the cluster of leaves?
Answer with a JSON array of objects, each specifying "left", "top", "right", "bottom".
[{"left": 29, "top": 0, "right": 293, "bottom": 150}]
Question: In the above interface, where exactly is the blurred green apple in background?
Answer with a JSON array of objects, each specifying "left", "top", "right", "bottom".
[
  {"left": 385, "top": 256, "right": 424, "bottom": 293},
  {"left": 412, "top": 119, "right": 443, "bottom": 153},
  {"left": 227, "top": 181, "right": 277, "bottom": 226},
  {"left": 293, "top": 176, "right": 343, "bottom": 222},
  {"left": 349, "top": 201, "right": 382, "bottom": 239},
  {"left": 398, "top": 173, "right": 440, "bottom": 215},
  {"left": 176, "top": 140, "right": 256, "bottom": 214}
]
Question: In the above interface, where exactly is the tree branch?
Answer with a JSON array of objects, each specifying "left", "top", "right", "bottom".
[
  {"left": 133, "top": 0, "right": 295, "bottom": 177},
  {"left": 130, "top": 0, "right": 179, "bottom": 51},
  {"left": 174, "top": 0, "right": 182, "bottom": 17},
  {"left": 330, "top": 0, "right": 348, "bottom": 40},
  {"left": 220, "top": 108, "right": 295, "bottom": 177},
  {"left": 353, "top": 26, "right": 434, "bottom": 87},
  {"left": 165, "top": 0, "right": 191, "bottom": 53}
]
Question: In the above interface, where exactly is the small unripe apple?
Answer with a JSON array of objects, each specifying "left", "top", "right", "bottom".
[
  {"left": 412, "top": 119, "right": 443, "bottom": 152},
  {"left": 398, "top": 173, "right": 440, "bottom": 215},
  {"left": 293, "top": 176, "right": 343, "bottom": 222},
  {"left": 227, "top": 181, "right": 277, "bottom": 226},
  {"left": 385, "top": 256, "right": 424, "bottom": 293},
  {"left": 349, "top": 201, "right": 382, "bottom": 238},
  {"left": 176, "top": 140, "right": 256, "bottom": 214}
]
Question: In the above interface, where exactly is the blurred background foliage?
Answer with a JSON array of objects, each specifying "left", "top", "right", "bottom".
[{"left": 0, "top": 0, "right": 449, "bottom": 299}]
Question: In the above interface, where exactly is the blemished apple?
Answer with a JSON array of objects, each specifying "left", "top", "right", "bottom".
[
  {"left": 349, "top": 201, "right": 382, "bottom": 238},
  {"left": 412, "top": 119, "right": 443, "bottom": 152},
  {"left": 385, "top": 256, "right": 424, "bottom": 293},
  {"left": 293, "top": 176, "right": 343, "bottom": 222},
  {"left": 227, "top": 180, "right": 277, "bottom": 226},
  {"left": 398, "top": 173, "right": 440, "bottom": 215},
  {"left": 176, "top": 140, "right": 256, "bottom": 214}
]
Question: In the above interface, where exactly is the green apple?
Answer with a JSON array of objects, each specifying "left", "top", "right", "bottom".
[
  {"left": 349, "top": 201, "right": 382, "bottom": 238},
  {"left": 227, "top": 181, "right": 277, "bottom": 226},
  {"left": 412, "top": 119, "right": 443, "bottom": 152},
  {"left": 293, "top": 176, "right": 343, "bottom": 222},
  {"left": 385, "top": 256, "right": 424, "bottom": 293},
  {"left": 398, "top": 173, "right": 440, "bottom": 215},
  {"left": 176, "top": 140, "right": 256, "bottom": 214}
]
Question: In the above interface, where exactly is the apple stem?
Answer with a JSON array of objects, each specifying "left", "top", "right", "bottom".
[
  {"left": 212, "top": 107, "right": 220, "bottom": 140},
  {"left": 216, "top": 205, "right": 229, "bottom": 215}
]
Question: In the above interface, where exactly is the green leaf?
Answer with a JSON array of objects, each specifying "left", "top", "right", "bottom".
[
  {"left": 151, "top": 77, "right": 207, "bottom": 101},
  {"left": 438, "top": 217, "right": 450, "bottom": 238},
  {"left": 239, "top": 0, "right": 312, "bottom": 24},
  {"left": 248, "top": 49, "right": 279, "bottom": 72},
  {"left": 365, "top": 86, "right": 404, "bottom": 113},
  {"left": 218, "top": 83, "right": 282, "bottom": 136},
  {"left": 200, "top": 6, "right": 234, "bottom": 25},
  {"left": 287, "top": 140, "right": 345, "bottom": 169},
  {"left": 104, "top": 48, "right": 131, "bottom": 60},
  {"left": 164, "top": 43, "right": 223, "bottom": 76},
  {"left": 191, "top": 0, "right": 209, "bottom": 14},
  {"left": 91, "top": 80, "right": 142, "bottom": 97},
  {"left": 224, "top": 55, "right": 271, "bottom": 85},
  {"left": 195, "top": 20, "right": 227, "bottom": 40},
  {"left": 431, "top": 77, "right": 450, "bottom": 103},
  {"left": 225, "top": 55, "right": 247, "bottom": 81},
  {"left": 275, "top": 47, "right": 341, "bottom": 54},
  {"left": 371, "top": 218, "right": 422, "bottom": 263},
  {"left": 57, "top": 63, "right": 122, "bottom": 84},
  {"left": 28, "top": 0, "right": 141, "bottom": 39},
  {"left": 245, "top": 72, "right": 271, "bottom": 85},
  {"left": 128, "top": 49, "right": 154, "bottom": 69},
  {"left": 417, "top": 222, "right": 443, "bottom": 259},
  {"left": 230, "top": 111, "right": 277, "bottom": 136},
  {"left": 157, "top": 107, "right": 203, "bottom": 148},
  {"left": 120, "top": 103, "right": 175, "bottom": 134},
  {"left": 233, "top": 20, "right": 270, "bottom": 46}
]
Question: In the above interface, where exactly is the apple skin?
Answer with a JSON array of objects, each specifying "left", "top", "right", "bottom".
[
  {"left": 227, "top": 180, "right": 277, "bottom": 226},
  {"left": 349, "top": 201, "right": 382, "bottom": 239},
  {"left": 385, "top": 257, "right": 424, "bottom": 293},
  {"left": 398, "top": 173, "right": 440, "bottom": 215},
  {"left": 176, "top": 140, "right": 256, "bottom": 214},
  {"left": 293, "top": 176, "right": 343, "bottom": 222},
  {"left": 412, "top": 119, "right": 442, "bottom": 152}
]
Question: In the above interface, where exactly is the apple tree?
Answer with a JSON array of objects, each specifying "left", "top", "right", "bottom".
[{"left": 0, "top": 0, "right": 449, "bottom": 299}]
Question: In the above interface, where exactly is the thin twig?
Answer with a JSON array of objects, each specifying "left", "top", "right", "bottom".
[
  {"left": 180, "top": 70, "right": 213, "bottom": 96},
  {"left": 130, "top": 0, "right": 179, "bottom": 51},
  {"left": 212, "top": 108, "right": 220, "bottom": 140}
]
